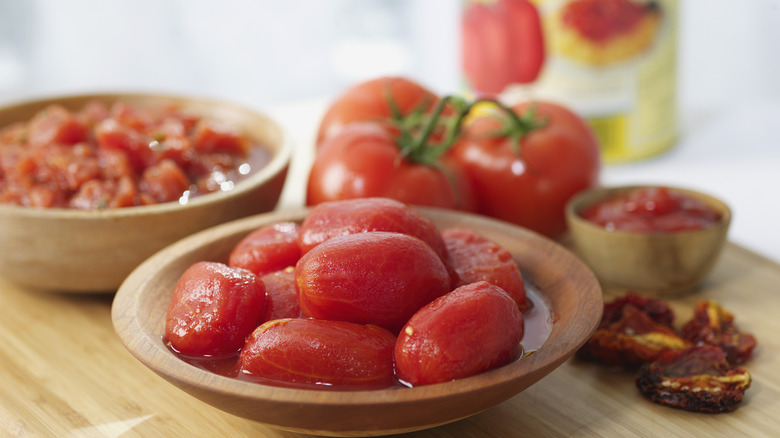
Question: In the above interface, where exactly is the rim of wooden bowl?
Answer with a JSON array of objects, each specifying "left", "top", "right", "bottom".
[{"left": 112, "top": 207, "right": 603, "bottom": 435}]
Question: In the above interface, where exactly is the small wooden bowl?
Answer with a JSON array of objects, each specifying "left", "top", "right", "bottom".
[
  {"left": 0, "top": 93, "right": 291, "bottom": 292},
  {"left": 566, "top": 185, "right": 732, "bottom": 296},
  {"left": 112, "top": 208, "right": 603, "bottom": 436}
]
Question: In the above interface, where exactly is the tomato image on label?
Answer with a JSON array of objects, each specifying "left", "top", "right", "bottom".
[{"left": 462, "top": 0, "right": 546, "bottom": 94}]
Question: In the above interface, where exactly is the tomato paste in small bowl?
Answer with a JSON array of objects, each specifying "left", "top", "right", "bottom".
[{"left": 566, "top": 185, "right": 731, "bottom": 296}]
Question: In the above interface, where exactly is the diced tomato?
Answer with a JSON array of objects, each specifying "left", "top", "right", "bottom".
[
  {"left": 27, "top": 105, "right": 88, "bottom": 147},
  {"left": 192, "top": 121, "right": 248, "bottom": 155},
  {"left": 140, "top": 159, "right": 190, "bottom": 204}
]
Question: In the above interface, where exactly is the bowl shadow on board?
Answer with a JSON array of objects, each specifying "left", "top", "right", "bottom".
[{"left": 112, "top": 207, "right": 603, "bottom": 436}]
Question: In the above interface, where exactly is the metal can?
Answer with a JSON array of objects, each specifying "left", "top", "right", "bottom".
[{"left": 461, "top": 0, "right": 678, "bottom": 164}]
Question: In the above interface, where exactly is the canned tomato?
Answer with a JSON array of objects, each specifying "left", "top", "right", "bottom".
[{"left": 462, "top": 0, "right": 678, "bottom": 164}]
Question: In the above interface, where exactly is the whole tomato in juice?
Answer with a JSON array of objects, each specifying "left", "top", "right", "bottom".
[
  {"left": 228, "top": 222, "right": 301, "bottom": 277},
  {"left": 395, "top": 281, "right": 524, "bottom": 386},
  {"left": 316, "top": 76, "right": 439, "bottom": 145},
  {"left": 295, "top": 231, "right": 451, "bottom": 334},
  {"left": 259, "top": 267, "right": 303, "bottom": 322},
  {"left": 297, "top": 197, "right": 449, "bottom": 262},
  {"left": 306, "top": 122, "right": 476, "bottom": 212},
  {"left": 442, "top": 227, "right": 527, "bottom": 309},
  {"left": 462, "top": 0, "right": 545, "bottom": 94},
  {"left": 450, "top": 101, "right": 600, "bottom": 238},
  {"left": 239, "top": 318, "right": 396, "bottom": 389},
  {"left": 164, "top": 262, "right": 266, "bottom": 357}
]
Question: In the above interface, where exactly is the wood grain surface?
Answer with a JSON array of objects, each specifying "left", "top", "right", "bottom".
[{"left": 1, "top": 242, "right": 778, "bottom": 437}]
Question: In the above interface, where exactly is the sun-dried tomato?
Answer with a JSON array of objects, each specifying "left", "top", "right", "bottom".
[
  {"left": 599, "top": 291, "right": 675, "bottom": 330},
  {"left": 680, "top": 300, "right": 757, "bottom": 365},
  {"left": 636, "top": 345, "right": 751, "bottom": 413},
  {"left": 580, "top": 304, "right": 688, "bottom": 368}
]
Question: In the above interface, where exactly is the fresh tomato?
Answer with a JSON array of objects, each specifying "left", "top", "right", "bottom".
[
  {"left": 306, "top": 121, "right": 476, "bottom": 212},
  {"left": 239, "top": 318, "right": 396, "bottom": 389},
  {"left": 316, "top": 76, "right": 439, "bottom": 145},
  {"left": 164, "top": 261, "right": 266, "bottom": 357},
  {"left": 462, "top": 0, "right": 545, "bottom": 94},
  {"left": 395, "top": 281, "right": 524, "bottom": 386},
  {"left": 449, "top": 101, "right": 600, "bottom": 238},
  {"left": 296, "top": 231, "right": 451, "bottom": 334},
  {"left": 442, "top": 227, "right": 527, "bottom": 309}
]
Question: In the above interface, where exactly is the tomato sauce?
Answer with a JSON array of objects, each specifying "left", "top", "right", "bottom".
[
  {"left": 0, "top": 101, "right": 270, "bottom": 209},
  {"left": 167, "top": 282, "right": 553, "bottom": 391},
  {"left": 580, "top": 187, "right": 722, "bottom": 233}
]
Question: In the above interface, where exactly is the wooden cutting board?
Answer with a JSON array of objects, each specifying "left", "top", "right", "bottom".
[{"left": 1, "top": 242, "right": 778, "bottom": 437}]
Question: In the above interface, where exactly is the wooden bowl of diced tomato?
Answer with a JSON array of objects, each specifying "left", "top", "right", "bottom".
[
  {"left": 0, "top": 93, "right": 291, "bottom": 292},
  {"left": 111, "top": 200, "right": 603, "bottom": 436},
  {"left": 566, "top": 185, "right": 732, "bottom": 296}
]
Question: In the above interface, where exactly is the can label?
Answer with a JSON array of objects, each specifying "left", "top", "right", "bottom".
[{"left": 462, "top": 0, "right": 678, "bottom": 164}]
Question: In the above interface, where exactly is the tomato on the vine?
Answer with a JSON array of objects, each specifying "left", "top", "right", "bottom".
[
  {"left": 307, "top": 121, "right": 476, "bottom": 211},
  {"left": 449, "top": 101, "right": 600, "bottom": 238},
  {"left": 316, "top": 76, "right": 439, "bottom": 145}
]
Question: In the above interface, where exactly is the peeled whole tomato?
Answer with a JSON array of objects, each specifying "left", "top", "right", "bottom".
[
  {"left": 164, "top": 261, "right": 266, "bottom": 357},
  {"left": 295, "top": 231, "right": 451, "bottom": 334},
  {"left": 239, "top": 318, "right": 397, "bottom": 389},
  {"left": 228, "top": 222, "right": 301, "bottom": 277},
  {"left": 297, "top": 197, "right": 449, "bottom": 262},
  {"left": 395, "top": 281, "right": 524, "bottom": 386},
  {"left": 442, "top": 227, "right": 527, "bottom": 309}
]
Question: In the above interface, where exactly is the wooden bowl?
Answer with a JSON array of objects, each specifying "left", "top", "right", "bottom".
[
  {"left": 112, "top": 207, "right": 603, "bottom": 436},
  {"left": 565, "top": 185, "right": 732, "bottom": 296},
  {"left": 0, "top": 93, "right": 291, "bottom": 292}
]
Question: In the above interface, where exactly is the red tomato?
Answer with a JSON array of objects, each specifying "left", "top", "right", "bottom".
[
  {"left": 442, "top": 227, "right": 527, "bottom": 309},
  {"left": 316, "top": 76, "right": 439, "bottom": 145},
  {"left": 296, "top": 231, "right": 451, "bottom": 333},
  {"left": 239, "top": 318, "right": 396, "bottom": 389},
  {"left": 228, "top": 222, "right": 302, "bottom": 277},
  {"left": 164, "top": 261, "right": 266, "bottom": 357},
  {"left": 297, "top": 197, "right": 449, "bottom": 262},
  {"left": 307, "top": 122, "right": 476, "bottom": 212},
  {"left": 395, "top": 281, "right": 524, "bottom": 386},
  {"left": 259, "top": 267, "right": 303, "bottom": 322},
  {"left": 462, "top": 0, "right": 545, "bottom": 94},
  {"left": 450, "top": 101, "right": 600, "bottom": 238}
]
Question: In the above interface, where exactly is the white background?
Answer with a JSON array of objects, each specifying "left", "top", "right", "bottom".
[{"left": 1, "top": 0, "right": 779, "bottom": 262}]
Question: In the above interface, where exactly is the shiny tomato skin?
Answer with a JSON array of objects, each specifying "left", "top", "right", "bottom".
[
  {"left": 259, "top": 267, "right": 303, "bottom": 322},
  {"left": 442, "top": 227, "right": 527, "bottom": 309},
  {"left": 296, "top": 231, "right": 451, "bottom": 334},
  {"left": 165, "top": 261, "right": 266, "bottom": 357},
  {"left": 307, "top": 123, "right": 476, "bottom": 213},
  {"left": 316, "top": 76, "right": 439, "bottom": 145},
  {"left": 239, "top": 318, "right": 396, "bottom": 389},
  {"left": 395, "top": 281, "right": 524, "bottom": 386},
  {"left": 228, "top": 222, "right": 302, "bottom": 277},
  {"left": 451, "top": 101, "right": 600, "bottom": 238},
  {"left": 297, "top": 197, "right": 449, "bottom": 262}
]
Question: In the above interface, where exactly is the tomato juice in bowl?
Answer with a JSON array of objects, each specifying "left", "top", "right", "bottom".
[
  {"left": 566, "top": 185, "right": 731, "bottom": 296},
  {"left": 0, "top": 93, "right": 292, "bottom": 292}
]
